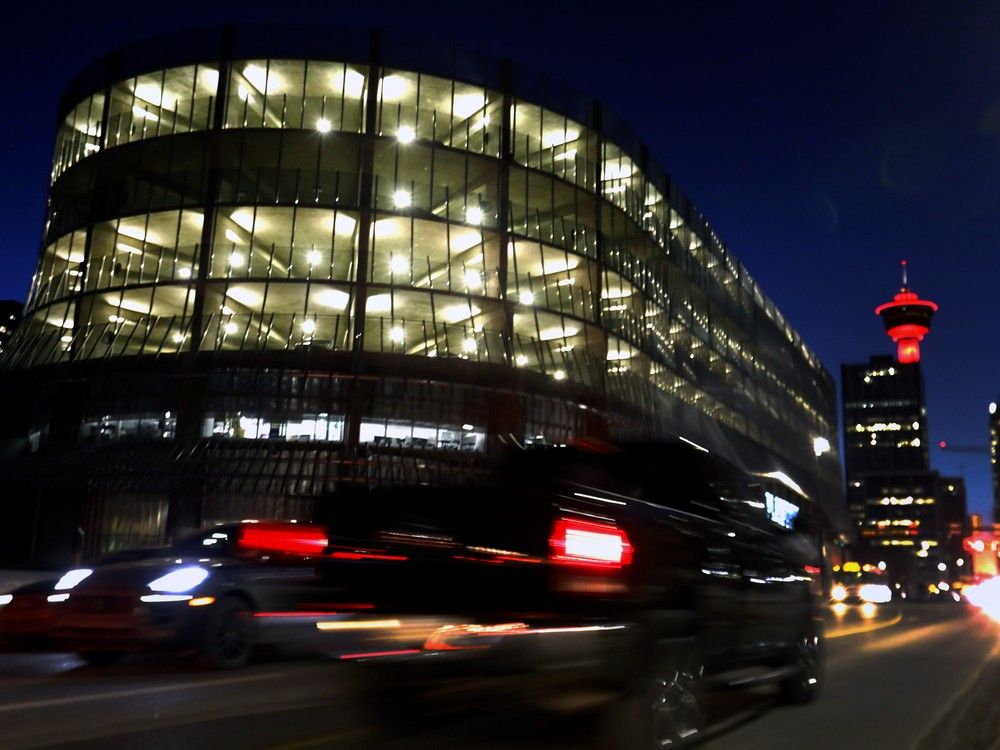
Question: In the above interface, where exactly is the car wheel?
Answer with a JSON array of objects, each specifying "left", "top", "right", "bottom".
[
  {"left": 201, "top": 597, "right": 255, "bottom": 669},
  {"left": 78, "top": 651, "right": 124, "bottom": 666},
  {"left": 779, "top": 621, "right": 822, "bottom": 704},
  {"left": 601, "top": 639, "right": 705, "bottom": 749}
]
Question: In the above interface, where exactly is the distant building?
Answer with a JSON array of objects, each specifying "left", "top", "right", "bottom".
[
  {"left": 842, "top": 355, "right": 928, "bottom": 481},
  {"left": 842, "top": 355, "right": 954, "bottom": 583},
  {"left": 0, "top": 300, "right": 22, "bottom": 358}
]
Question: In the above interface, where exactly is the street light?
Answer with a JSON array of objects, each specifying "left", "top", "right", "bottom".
[{"left": 812, "top": 437, "right": 831, "bottom": 457}]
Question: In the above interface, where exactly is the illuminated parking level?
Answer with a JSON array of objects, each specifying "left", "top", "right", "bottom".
[{"left": 1, "top": 27, "right": 841, "bottom": 559}]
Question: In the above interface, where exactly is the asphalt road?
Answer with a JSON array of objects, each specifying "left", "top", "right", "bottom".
[{"left": 0, "top": 603, "right": 996, "bottom": 750}]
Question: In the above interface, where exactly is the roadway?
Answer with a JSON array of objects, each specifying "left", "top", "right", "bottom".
[{"left": 0, "top": 603, "right": 996, "bottom": 750}]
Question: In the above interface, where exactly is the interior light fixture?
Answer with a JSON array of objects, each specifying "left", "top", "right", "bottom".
[
  {"left": 397, "top": 125, "right": 416, "bottom": 144},
  {"left": 465, "top": 206, "right": 484, "bottom": 225},
  {"left": 393, "top": 189, "right": 412, "bottom": 209}
]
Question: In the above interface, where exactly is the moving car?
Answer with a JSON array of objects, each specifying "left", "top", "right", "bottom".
[
  {"left": 829, "top": 562, "right": 894, "bottom": 615},
  {"left": 1, "top": 522, "right": 334, "bottom": 667},
  {"left": 311, "top": 441, "right": 826, "bottom": 749}
]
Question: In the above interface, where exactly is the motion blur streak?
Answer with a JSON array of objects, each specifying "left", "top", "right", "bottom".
[
  {"left": 315, "top": 619, "right": 402, "bottom": 631},
  {"left": 963, "top": 578, "right": 1000, "bottom": 623},
  {"left": 826, "top": 613, "right": 902, "bottom": 639},
  {"left": 861, "top": 621, "right": 964, "bottom": 654},
  {"left": 338, "top": 649, "right": 421, "bottom": 660}
]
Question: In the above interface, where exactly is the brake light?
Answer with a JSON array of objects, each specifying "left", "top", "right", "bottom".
[
  {"left": 549, "top": 517, "right": 633, "bottom": 568},
  {"left": 239, "top": 523, "right": 328, "bottom": 556}
]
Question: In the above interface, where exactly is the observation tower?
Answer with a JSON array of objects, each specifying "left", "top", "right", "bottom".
[{"left": 875, "top": 261, "right": 938, "bottom": 364}]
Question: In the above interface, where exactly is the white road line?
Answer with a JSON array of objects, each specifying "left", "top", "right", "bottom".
[{"left": 0, "top": 671, "right": 285, "bottom": 714}]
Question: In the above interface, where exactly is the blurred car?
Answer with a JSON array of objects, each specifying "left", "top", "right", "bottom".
[
  {"left": 1, "top": 522, "right": 335, "bottom": 667},
  {"left": 308, "top": 442, "right": 826, "bottom": 749},
  {"left": 0, "top": 548, "right": 166, "bottom": 649},
  {"left": 829, "top": 562, "right": 893, "bottom": 615},
  {"left": 0, "top": 578, "right": 60, "bottom": 649}
]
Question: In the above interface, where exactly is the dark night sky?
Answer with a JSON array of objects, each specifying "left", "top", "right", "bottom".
[{"left": 3, "top": 2, "right": 997, "bottom": 518}]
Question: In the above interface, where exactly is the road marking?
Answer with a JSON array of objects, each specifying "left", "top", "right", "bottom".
[
  {"left": 826, "top": 613, "right": 902, "bottom": 639},
  {"left": 0, "top": 671, "right": 284, "bottom": 714}
]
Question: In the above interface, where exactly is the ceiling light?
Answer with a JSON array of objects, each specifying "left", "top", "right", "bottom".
[
  {"left": 450, "top": 228, "right": 482, "bottom": 252},
  {"left": 228, "top": 252, "right": 245, "bottom": 268},
  {"left": 366, "top": 294, "right": 392, "bottom": 313},
  {"left": 542, "top": 129, "right": 580, "bottom": 148},
  {"left": 539, "top": 325, "right": 579, "bottom": 341},
  {"left": 452, "top": 93, "right": 487, "bottom": 119},
  {"left": 380, "top": 75, "right": 408, "bottom": 102},
  {"left": 397, "top": 125, "right": 416, "bottom": 143},
  {"left": 132, "top": 106, "right": 158, "bottom": 122},
  {"left": 515, "top": 354, "right": 529, "bottom": 367},
  {"left": 518, "top": 290, "right": 535, "bottom": 305},
  {"left": 541, "top": 257, "right": 580, "bottom": 274},
  {"left": 307, "top": 249, "right": 322, "bottom": 266},
  {"left": 313, "top": 288, "right": 350, "bottom": 310},
  {"left": 224, "top": 229, "right": 242, "bottom": 244},
  {"left": 301, "top": 319, "right": 317, "bottom": 335},
  {"left": 389, "top": 255, "right": 409, "bottom": 274},
  {"left": 553, "top": 369, "right": 567, "bottom": 381},
  {"left": 116, "top": 242, "right": 142, "bottom": 255},
  {"left": 178, "top": 267, "right": 192, "bottom": 279},
  {"left": 465, "top": 206, "right": 484, "bottom": 225},
  {"left": 464, "top": 270, "right": 482, "bottom": 290},
  {"left": 389, "top": 326, "right": 405, "bottom": 343},
  {"left": 341, "top": 69, "right": 365, "bottom": 97},
  {"left": 229, "top": 209, "right": 256, "bottom": 232},
  {"left": 331, "top": 213, "right": 358, "bottom": 235},
  {"left": 393, "top": 189, "right": 412, "bottom": 209},
  {"left": 225, "top": 287, "right": 260, "bottom": 306},
  {"left": 172, "top": 333, "right": 186, "bottom": 343},
  {"left": 316, "top": 118, "right": 332, "bottom": 134},
  {"left": 462, "top": 338, "right": 477, "bottom": 354},
  {"left": 243, "top": 64, "right": 281, "bottom": 94},
  {"left": 441, "top": 304, "right": 480, "bottom": 324},
  {"left": 224, "top": 322, "right": 238, "bottom": 334}
]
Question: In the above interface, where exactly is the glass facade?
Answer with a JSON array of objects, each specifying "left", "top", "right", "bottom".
[{"left": 2, "top": 29, "right": 841, "bottom": 560}]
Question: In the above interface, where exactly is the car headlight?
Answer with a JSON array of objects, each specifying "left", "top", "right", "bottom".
[
  {"left": 831, "top": 584, "right": 848, "bottom": 602},
  {"left": 54, "top": 569, "right": 93, "bottom": 591},
  {"left": 858, "top": 583, "right": 892, "bottom": 603},
  {"left": 0, "top": 594, "right": 12, "bottom": 606},
  {"left": 147, "top": 566, "right": 209, "bottom": 593}
]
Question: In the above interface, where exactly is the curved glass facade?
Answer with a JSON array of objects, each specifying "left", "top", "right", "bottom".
[{"left": 2, "top": 28, "right": 842, "bottom": 560}]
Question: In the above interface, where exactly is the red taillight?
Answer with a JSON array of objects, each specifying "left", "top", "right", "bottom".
[
  {"left": 239, "top": 523, "right": 328, "bottom": 556},
  {"left": 549, "top": 517, "right": 633, "bottom": 568}
]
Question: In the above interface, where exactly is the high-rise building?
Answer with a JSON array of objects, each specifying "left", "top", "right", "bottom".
[
  {"left": 842, "top": 355, "right": 928, "bottom": 481},
  {"left": 0, "top": 27, "right": 845, "bottom": 565}
]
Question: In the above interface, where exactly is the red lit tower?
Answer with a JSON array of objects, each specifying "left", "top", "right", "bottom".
[{"left": 875, "top": 261, "right": 938, "bottom": 364}]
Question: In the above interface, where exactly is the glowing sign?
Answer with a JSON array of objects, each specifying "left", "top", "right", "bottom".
[{"left": 764, "top": 491, "right": 799, "bottom": 530}]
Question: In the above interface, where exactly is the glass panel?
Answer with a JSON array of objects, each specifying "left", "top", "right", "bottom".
[
  {"left": 211, "top": 206, "right": 359, "bottom": 281},
  {"left": 377, "top": 70, "right": 500, "bottom": 156},
  {"left": 200, "top": 280, "right": 353, "bottom": 353},
  {"left": 512, "top": 100, "right": 595, "bottom": 190},
  {"left": 87, "top": 209, "right": 203, "bottom": 291},
  {"left": 27, "top": 231, "right": 87, "bottom": 309},
  {"left": 226, "top": 60, "right": 367, "bottom": 133},
  {"left": 106, "top": 65, "right": 217, "bottom": 148},
  {"left": 362, "top": 288, "right": 505, "bottom": 363},
  {"left": 51, "top": 94, "right": 105, "bottom": 181}
]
